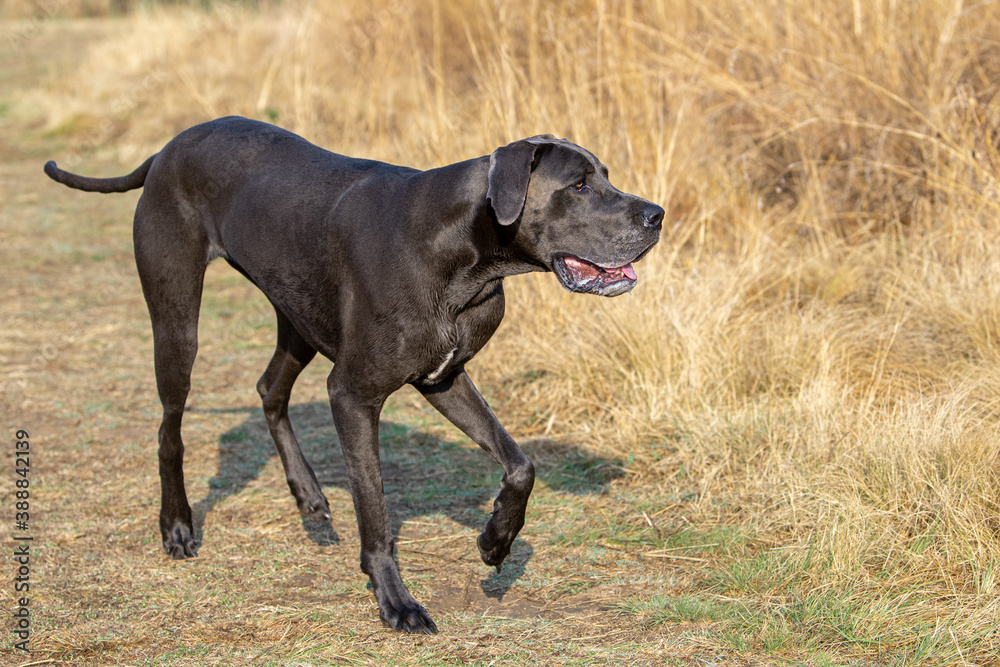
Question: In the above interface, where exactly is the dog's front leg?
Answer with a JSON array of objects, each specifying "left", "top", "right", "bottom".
[
  {"left": 416, "top": 368, "right": 535, "bottom": 572},
  {"left": 327, "top": 374, "right": 438, "bottom": 634}
]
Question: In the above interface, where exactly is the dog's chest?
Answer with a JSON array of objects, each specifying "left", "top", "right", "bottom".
[
  {"left": 415, "top": 281, "right": 505, "bottom": 385},
  {"left": 422, "top": 347, "right": 457, "bottom": 384}
]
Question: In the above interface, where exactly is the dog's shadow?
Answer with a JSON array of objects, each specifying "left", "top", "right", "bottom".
[{"left": 189, "top": 401, "right": 622, "bottom": 599}]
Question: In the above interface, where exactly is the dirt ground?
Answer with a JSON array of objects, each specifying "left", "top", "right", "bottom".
[{"left": 0, "top": 19, "right": 740, "bottom": 667}]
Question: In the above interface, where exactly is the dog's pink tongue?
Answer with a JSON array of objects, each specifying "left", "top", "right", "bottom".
[
  {"left": 564, "top": 255, "right": 600, "bottom": 279},
  {"left": 564, "top": 256, "right": 637, "bottom": 281}
]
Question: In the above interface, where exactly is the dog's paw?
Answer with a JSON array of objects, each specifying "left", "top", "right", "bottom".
[
  {"left": 289, "top": 479, "right": 332, "bottom": 522},
  {"left": 379, "top": 599, "right": 439, "bottom": 635},
  {"left": 163, "top": 525, "right": 198, "bottom": 559},
  {"left": 370, "top": 564, "right": 439, "bottom": 634},
  {"left": 477, "top": 528, "right": 513, "bottom": 572},
  {"left": 298, "top": 495, "right": 332, "bottom": 522}
]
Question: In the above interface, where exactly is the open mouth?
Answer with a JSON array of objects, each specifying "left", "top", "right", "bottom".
[{"left": 553, "top": 254, "right": 638, "bottom": 297}]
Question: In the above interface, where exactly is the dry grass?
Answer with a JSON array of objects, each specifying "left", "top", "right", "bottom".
[{"left": 4, "top": 0, "right": 1000, "bottom": 663}]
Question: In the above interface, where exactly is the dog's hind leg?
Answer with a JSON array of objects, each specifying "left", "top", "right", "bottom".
[
  {"left": 133, "top": 196, "right": 208, "bottom": 559},
  {"left": 256, "top": 307, "right": 330, "bottom": 521}
]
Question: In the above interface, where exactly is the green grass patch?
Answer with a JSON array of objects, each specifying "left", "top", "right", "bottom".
[
  {"left": 618, "top": 545, "right": 990, "bottom": 662},
  {"left": 622, "top": 594, "right": 731, "bottom": 624}
]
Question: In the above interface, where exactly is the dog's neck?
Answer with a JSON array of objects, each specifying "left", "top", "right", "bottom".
[{"left": 403, "top": 157, "right": 549, "bottom": 312}]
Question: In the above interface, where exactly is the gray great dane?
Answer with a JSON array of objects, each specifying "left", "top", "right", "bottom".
[{"left": 44, "top": 116, "right": 662, "bottom": 634}]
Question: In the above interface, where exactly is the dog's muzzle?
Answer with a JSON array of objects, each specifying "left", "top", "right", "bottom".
[{"left": 553, "top": 254, "right": 639, "bottom": 297}]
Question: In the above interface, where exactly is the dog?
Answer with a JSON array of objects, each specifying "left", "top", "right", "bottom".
[{"left": 45, "top": 116, "right": 662, "bottom": 633}]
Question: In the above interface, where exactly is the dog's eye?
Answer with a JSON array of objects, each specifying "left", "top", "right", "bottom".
[{"left": 573, "top": 181, "right": 588, "bottom": 192}]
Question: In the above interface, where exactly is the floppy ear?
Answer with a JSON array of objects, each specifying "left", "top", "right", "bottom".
[{"left": 486, "top": 140, "right": 541, "bottom": 226}]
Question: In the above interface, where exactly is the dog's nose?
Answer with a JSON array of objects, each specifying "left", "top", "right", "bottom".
[{"left": 642, "top": 203, "right": 664, "bottom": 228}]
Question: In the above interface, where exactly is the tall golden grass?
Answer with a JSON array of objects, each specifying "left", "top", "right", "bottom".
[{"left": 17, "top": 0, "right": 1000, "bottom": 654}]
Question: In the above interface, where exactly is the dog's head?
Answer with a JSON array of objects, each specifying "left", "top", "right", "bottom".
[{"left": 487, "top": 135, "right": 662, "bottom": 297}]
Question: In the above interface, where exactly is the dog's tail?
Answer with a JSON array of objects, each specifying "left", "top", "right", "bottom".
[{"left": 43, "top": 154, "right": 157, "bottom": 193}]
